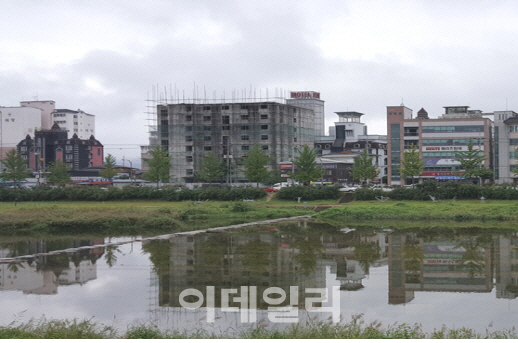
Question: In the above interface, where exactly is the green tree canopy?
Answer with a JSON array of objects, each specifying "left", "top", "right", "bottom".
[
  {"left": 0, "top": 149, "right": 31, "bottom": 182},
  {"left": 399, "top": 143, "right": 424, "bottom": 186},
  {"left": 99, "top": 154, "right": 118, "bottom": 180},
  {"left": 454, "top": 141, "right": 487, "bottom": 184},
  {"left": 144, "top": 146, "right": 171, "bottom": 188},
  {"left": 292, "top": 145, "right": 324, "bottom": 185},
  {"left": 199, "top": 152, "right": 225, "bottom": 183},
  {"left": 243, "top": 144, "right": 271, "bottom": 186},
  {"left": 47, "top": 160, "right": 71, "bottom": 186},
  {"left": 352, "top": 149, "right": 378, "bottom": 185}
]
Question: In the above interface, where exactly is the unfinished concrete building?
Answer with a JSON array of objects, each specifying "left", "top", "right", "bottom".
[{"left": 157, "top": 102, "right": 317, "bottom": 184}]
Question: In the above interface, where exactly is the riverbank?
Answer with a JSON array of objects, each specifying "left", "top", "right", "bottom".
[
  {"left": 0, "top": 318, "right": 516, "bottom": 339},
  {"left": 315, "top": 199, "right": 518, "bottom": 222},
  {"left": 2, "top": 199, "right": 518, "bottom": 236},
  {"left": 0, "top": 200, "right": 316, "bottom": 236}
]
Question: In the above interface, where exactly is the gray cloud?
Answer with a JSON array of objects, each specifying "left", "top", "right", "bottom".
[{"left": 2, "top": 0, "right": 518, "bottom": 164}]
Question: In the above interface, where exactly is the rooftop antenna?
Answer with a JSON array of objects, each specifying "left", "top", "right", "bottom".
[{"left": 400, "top": 97, "right": 404, "bottom": 106}]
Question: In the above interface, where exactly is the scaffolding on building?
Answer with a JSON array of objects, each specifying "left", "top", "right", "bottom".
[{"left": 144, "top": 85, "right": 319, "bottom": 184}]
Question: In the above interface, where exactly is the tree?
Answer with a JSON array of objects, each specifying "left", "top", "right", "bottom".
[
  {"left": 144, "top": 146, "right": 171, "bottom": 188},
  {"left": 47, "top": 160, "right": 71, "bottom": 186},
  {"left": 454, "top": 141, "right": 487, "bottom": 184},
  {"left": 399, "top": 143, "right": 424, "bottom": 186},
  {"left": 99, "top": 154, "right": 118, "bottom": 180},
  {"left": 292, "top": 145, "right": 324, "bottom": 185},
  {"left": 352, "top": 149, "right": 378, "bottom": 185},
  {"left": 261, "top": 170, "right": 285, "bottom": 186},
  {"left": 0, "top": 149, "right": 30, "bottom": 183},
  {"left": 199, "top": 152, "right": 225, "bottom": 184},
  {"left": 243, "top": 144, "right": 271, "bottom": 186}
]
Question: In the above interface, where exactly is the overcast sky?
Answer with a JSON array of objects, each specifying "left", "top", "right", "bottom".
[{"left": 1, "top": 0, "right": 518, "bottom": 167}]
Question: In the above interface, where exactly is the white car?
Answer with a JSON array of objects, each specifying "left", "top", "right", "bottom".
[
  {"left": 339, "top": 185, "right": 359, "bottom": 192},
  {"left": 370, "top": 185, "right": 393, "bottom": 192}
]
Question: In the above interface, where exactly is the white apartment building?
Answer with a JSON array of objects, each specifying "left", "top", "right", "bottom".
[
  {"left": 0, "top": 106, "right": 41, "bottom": 160},
  {"left": 51, "top": 108, "right": 95, "bottom": 139},
  {"left": 20, "top": 100, "right": 56, "bottom": 129}
]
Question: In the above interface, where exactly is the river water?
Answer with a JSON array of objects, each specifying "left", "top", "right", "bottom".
[{"left": 1, "top": 220, "right": 518, "bottom": 335}]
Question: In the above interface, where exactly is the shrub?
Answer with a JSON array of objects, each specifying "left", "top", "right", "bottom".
[{"left": 277, "top": 185, "right": 341, "bottom": 201}]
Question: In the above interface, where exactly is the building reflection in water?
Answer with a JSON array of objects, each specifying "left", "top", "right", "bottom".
[{"left": 0, "top": 239, "right": 105, "bottom": 294}]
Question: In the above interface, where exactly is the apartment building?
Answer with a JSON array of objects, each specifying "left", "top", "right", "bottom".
[
  {"left": 493, "top": 111, "right": 518, "bottom": 183},
  {"left": 51, "top": 108, "right": 95, "bottom": 139},
  {"left": 157, "top": 101, "right": 317, "bottom": 184},
  {"left": 387, "top": 105, "right": 493, "bottom": 186},
  {"left": 0, "top": 106, "right": 41, "bottom": 160}
]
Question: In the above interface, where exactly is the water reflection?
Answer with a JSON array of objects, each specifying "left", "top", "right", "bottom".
[
  {"left": 0, "top": 239, "right": 105, "bottom": 294},
  {"left": 1, "top": 223, "right": 518, "bottom": 332}
]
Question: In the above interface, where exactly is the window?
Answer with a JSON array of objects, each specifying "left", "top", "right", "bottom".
[
  {"left": 222, "top": 125, "right": 230, "bottom": 131},
  {"left": 260, "top": 104, "right": 268, "bottom": 109},
  {"left": 242, "top": 146, "right": 250, "bottom": 151},
  {"left": 261, "top": 125, "right": 268, "bottom": 130},
  {"left": 203, "top": 116, "right": 211, "bottom": 121},
  {"left": 204, "top": 146, "right": 212, "bottom": 151},
  {"left": 186, "top": 156, "right": 193, "bottom": 162},
  {"left": 241, "top": 115, "right": 249, "bottom": 120},
  {"left": 74, "top": 122, "right": 78, "bottom": 125},
  {"left": 262, "top": 145, "right": 269, "bottom": 150},
  {"left": 66, "top": 154, "right": 73, "bottom": 160},
  {"left": 66, "top": 163, "right": 73, "bottom": 168},
  {"left": 185, "top": 126, "right": 192, "bottom": 131},
  {"left": 186, "top": 136, "right": 193, "bottom": 142},
  {"left": 203, "top": 126, "right": 212, "bottom": 131},
  {"left": 241, "top": 125, "right": 250, "bottom": 131},
  {"left": 186, "top": 106, "right": 192, "bottom": 112},
  {"left": 293, "top": 118, "right": 297, "bottom": 123},
  {"left": 66, "top": 145, "right": 73, "bottom": 151},
  {"left": 222, "top": 115, "right": 230, "bottom": 124},
  {"left": 241, "top": 105, "right": 248, "bottom": 110},
  {"left": 20, "top": 146, "right": 27, "bottom": 151},
  {"left": 241, "top": 135, "right": 249, "bottom": 141},
  {"left": 261, "top": 114, "right": 268, "bottom": 120},
  {"left": 203, "top": 106, "right": 211, "bottom": 111},
  {"left": 294, "top": 137, "right": 297, "bottom": 142},
  {"left": 186, "top": 169, "right": 193, "bottom": 175},
  {"left": 204, "top": 136, "right": 212, "bottom": 141},
  {"left": 185, "top": 115, "right": 192, "bottom": 121},
  {"left": 261, "top": 135, "right": 268, "bottom": 140},
  {"left": 222, "top": 105, "right": 230, "bottom": 110}
]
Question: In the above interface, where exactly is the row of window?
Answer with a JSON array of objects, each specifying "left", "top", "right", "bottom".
[
  {"left": 421, "top": 125, "right": 484, "bottom": 133},
  {"left": 184, "top": 124, "right": 271, "bottom": 131},
  {"left": 509, "top": 126, "right": 518, "bottom": 132},
  {"left": 421, "top": 139, "right": 485, "bottom": 146},
  {"left": 181, "top": 104, "right": 272, "bottom": 112}
]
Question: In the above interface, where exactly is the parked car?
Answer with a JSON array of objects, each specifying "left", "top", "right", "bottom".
[
  {"left": 264, "top": 188, "right": 278, "bottom": 193},
  {"left": 339, "top": 185, "right": 359, "bottom": 192},
  {"left": 370, "top": 185, "right": 393, "bottom": 192}
]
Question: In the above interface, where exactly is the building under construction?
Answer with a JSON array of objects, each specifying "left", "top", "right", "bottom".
[{"left": 154, "top": 100, "right": 318, "bottom": 184}]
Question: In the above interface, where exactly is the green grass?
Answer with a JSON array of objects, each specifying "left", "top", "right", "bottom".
[
  {"left": 315, "top": 200, "right": 518, "bottom": 222},
  {"left": 0, "top": 317, "right": 516, "bottom": 339},
  {"left": 2, "top": 199, "right": 518, "bottom": 236},
  {"left": 0, "top": 200, "right": 316, "bottom": 236}
]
